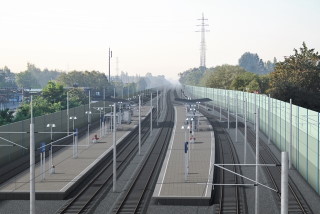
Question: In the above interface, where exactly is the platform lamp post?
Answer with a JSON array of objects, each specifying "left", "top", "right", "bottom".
[
  {"left": 244, "top": 98, "right": 248, "bottom": 164},
  {"left": 30, "top": 96, "right": 35, "bottom": 214},
  {"left": 121, "top": 85, "right": 124, "bottom": 99},
  {"left": 227, "top": 91, "right": 230, "bottom": 129},
  {"left": 69, "top": 116, "right": 77, "bottom": 158},
  {"left": 112, "top": 103, "right": 117, "bottom": 192},
  {"left": 47, "top": 123, "right": 56, "bottom": 174},
  {"left": 96, "top": 107, "right": 104, "bottom": 137},
  {"left": 85, "top": 111, "right": 92, "bottom": 145},
  {"left": 150, "top": 92, "right": 153, "bottom": 136},
  {"left": 196, "top": 101, "right": 200, "bottom": 109},
  {"left": 181, "top": 125, "right": 187, "bottom": 142},
  {"left": 281, "top": 152, "right": 289, "bottom": 213},
  {"left": 103, "top": 88, "right": 106, "bottom": 136},
  {"left": 67, "top": 91, "right": 69, "bottom": 135},
  {"left": 268, "top": 94, "right": 271, "bottom": 145},
  {"left": 108, "top": 104, "right": 114, "bottom": 133},
  {"left": 118, "top": 102, "right": 122, "bottom": 125},
  {"left": 108, "top": 47, "right": 112, "bottom": 82},
  {"left": 255, "top": 107, "right": 260, "bottom": 214},
  {"left": 180, "top": 125, "right": 189, "bottom": 182},
  {"left": 127, "top": 84, "right": 130, "bottom": 98},
  {"left": 69, "top": 117, "right": 77, "bottom": 133},
  {"left": 139, "top": 95, "right": 141, "bottom": 155},
  {"left": 157, "top": 90, "right": 159, "bottom": 126},
  {"left": 235, "top": 94, "right": 238, "bottom": 142}
]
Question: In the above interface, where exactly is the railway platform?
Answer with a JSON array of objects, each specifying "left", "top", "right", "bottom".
[
  {"left": 0, "top": 106, "right": 151, "bottom": 200},
  {"left": 153, "top": 105, "right": 215, "bottom": 205}
]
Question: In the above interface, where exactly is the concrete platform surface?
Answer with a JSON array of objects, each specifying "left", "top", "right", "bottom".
[
  {"left": 153, "top": 105, "right": 215, "bottom": 205},
  {"left": 0, "top": 106, "right": 151, "bottom": 200}
]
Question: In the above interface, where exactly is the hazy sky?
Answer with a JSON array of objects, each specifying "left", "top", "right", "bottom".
[{"left": 1, "top": 0, "right": 320, "bottom": 80}]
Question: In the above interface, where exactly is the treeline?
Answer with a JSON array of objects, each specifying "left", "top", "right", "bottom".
[
  {"left": 1, "top": 64, "right": 170, "bottom": 91},
  {"left": 0, "top": 63, "right": 61, "bottom": 89},
  {"left": 179, "top": 42, "right": 320, "bottom": 112},
  {"left": 0, "top": 68, "right": 170, "bottom": 126},
  {"left": 0, "top": 81, "right": 89, "bottom": 125}
]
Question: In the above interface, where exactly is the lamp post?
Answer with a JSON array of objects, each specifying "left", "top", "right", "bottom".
[
  {"left": 255, "top": 107, "right": 260, "bottom": 214},
  {"left": 185, "top": 118, "right": 191, "bottom": 160},
  {"left": 85, "top": 111, "right": 92, "bottom": 145},
  {"left": 181, "top": 126, "right": 189, "bottom": 182},
  {"left": 118, "top": 102, "right": 122, "bottom": 125},
  {"left": 69, "top": 116, "right": 77, "bottom": 158},
  {"left": 196, "top": 101, "right": 200, "bottom": 109},
  {"left": 127, "top": 84, "right": 130, "bottom": 98},
  {"left": 103, "top": 88, "right": 106, "bottom": 136},
  {"left": 112, "top": 103, "right": 117, "bottom": 192},
  {"left": 236, "top": 95, "right": 238, "bottom": 142},
  {"left": 181, "top": 125, "right": 187, "bottom": 142},
  {"left": 138, "top": 95, "right": 141, "bottom": 155},
  {"left": 46, "top": 123, "right": 56, "bottom": 174},
  {"left": 150, "top": 92, "right": 153, "bottom": 136},
  {"left": 122, "top": 85, "right": 124, "bottom": 99},
  {"left": 67, "top": 91, "right": 69, "bottom": 135},
  {"left": 157, "top": 90, "right": 159, "bottom": 126},
  {"left": 30, "top": 96, "right": 35, "bottom": 214},
  {"left": 96, "top": 107, "right": 104, "bottom": 137},
  {"left": 108, "top": 104, "right": 113, "bottom": 133},
  {"left": 244, "top": 98, "right": 247, "bottom": 164},
  {"left": 108, "top": 47, "right": 112, "bottom": 82},
  {"left": 69, "top": 116, "right": 77, "bottom": 131}
]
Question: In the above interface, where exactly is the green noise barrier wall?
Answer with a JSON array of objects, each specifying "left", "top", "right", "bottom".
[{"left": 185, "top": 85, "right": 320, "bottom": 194}]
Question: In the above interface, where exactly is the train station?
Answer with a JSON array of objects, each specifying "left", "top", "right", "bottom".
[
  {"left": 0, "top": 86, "right": 320, "bottom": 214},
  {"left": 1, "top": 2, "right": 320, "bottom": 213}
]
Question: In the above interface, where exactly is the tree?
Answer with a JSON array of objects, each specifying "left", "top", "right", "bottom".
[
  {"left": 247, "top": 79, "right": 260, "bottom": 92},
  {"left": 137, "top": 78, "right": 147, "bottom": 91},
  {"left": 42, "top": 81, "right": 65, "bottom": 104},
  {"left": 258, "top": 75, "right": 270, "bottom": 94},
  {"left": 269, "top": 42, "right": 320, "bottom": 110},
  {"left": 57, "top": 70, "right": 109, "bottom": 89},
  {"left": 0, "top": 109, "right": 14, "bottom": 126},
  {"left": 14, "top": 81, "right": 88, "bottom": 122},
  {"left": 26, "top": 63, "right": 61, "bottom": 88},
  {"left": 203, "top": 65, "right": 246, "bottom": 89},
  {"left": 67, "top": 88, "right": 88, "bottom": 108},
  {"left": 144, "top": 74, "right": 170, "bottom": 88},
  {"left": 178, "top": 67, "right": 206, "bottom": 86},
  {"left": 230, "top": 72, "right": 258, "bottom": 91},
  {"left": 0, "top": 67, "right": 17, "bottom": 88},
  {"left": 16, "top": 71, "right": 40, "bottom": 88},
  {"left": 15, "top": 63, "right": 61, "bottom": 88},
  {"left": 239, "top": 52, "right": 270, "bottom": 74}
]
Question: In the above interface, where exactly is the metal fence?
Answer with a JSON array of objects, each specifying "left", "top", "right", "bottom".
[{"left": 185, "top": 85, "right": 320, "bottom": 194}]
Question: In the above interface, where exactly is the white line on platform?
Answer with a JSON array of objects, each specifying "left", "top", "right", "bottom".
[
  {"left": 157, "top": 106, "right": 177, "bottom": 196},
  {"left": 59, "top": 132, "right": 130, "bottom": 192}
]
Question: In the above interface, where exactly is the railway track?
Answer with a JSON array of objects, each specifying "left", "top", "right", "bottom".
[
  {"left": 244, "top": 127, "right": 310, "bottom": 213},
  {"left": 112, "top": 90, "right": 174, "bottom": 214},
  {"left": 215, "top": 105, "right": 311, "bottom": 213},
  {"left": 56, "top": 107, "right": 157, "bottom": 213},
  {"left": 201, "top": 110, "right": 247, "bottom": 214}
]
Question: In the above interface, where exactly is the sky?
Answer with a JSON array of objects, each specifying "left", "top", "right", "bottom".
[{"left": 1, "top": 0, "right": 320, "bottom": 80}]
